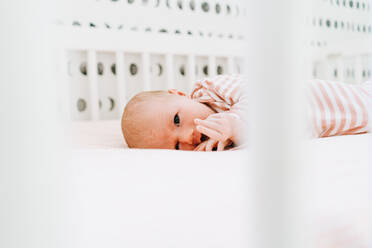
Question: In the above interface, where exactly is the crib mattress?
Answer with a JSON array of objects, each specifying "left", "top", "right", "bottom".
[{"left": 64, "top": 121, "right": 371, "bottom": 248}]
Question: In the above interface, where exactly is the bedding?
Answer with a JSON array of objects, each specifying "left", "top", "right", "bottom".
[
  {"left": 64, "top": 121, "right": 371, "bottom": 248},
  {"left": 66, "top": 120, "right": 372, "bottom": 152},
  {"left": 66, "top": 120, "right": 126, "bottom": 149}
]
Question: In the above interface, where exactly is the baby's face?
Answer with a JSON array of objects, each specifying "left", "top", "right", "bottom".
[{"left": 141, "top": 94, "right": 214, "bottom": 150}]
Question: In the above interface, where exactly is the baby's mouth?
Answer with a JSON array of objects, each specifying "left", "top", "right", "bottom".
[{"left": 200, "top": 134, "right": 208, "bottom": 142}]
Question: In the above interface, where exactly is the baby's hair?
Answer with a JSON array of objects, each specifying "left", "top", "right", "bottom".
[{"left": 121, "top": 90, "right": 170, "bottom": 148}]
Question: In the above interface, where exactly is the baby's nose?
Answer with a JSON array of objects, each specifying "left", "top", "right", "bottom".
[{"left": 180, "top": 128, "right": 197, "bottom": 145}]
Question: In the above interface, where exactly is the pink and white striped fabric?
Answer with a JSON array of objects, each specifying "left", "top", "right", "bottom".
[
  {"left": 307, "top": 80, "right": 372, "bottom": 138},
  {"left": 191, "top": 74, "right": 249, "bottom": 121},
  {"left": 190, "top": 75, "right": 372, "bottom": 138}
]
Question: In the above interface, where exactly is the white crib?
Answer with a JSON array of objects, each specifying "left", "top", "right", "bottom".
[
  {"left": 55, "top": 1, "right": 371, "bottom": 247},
  {"left": 308, "top": 0, "right": 372, "bottom": 82},
  {"left": 56, "top": 0, "right": 247, "bottom": 121},
  {"left": 56, "top": 0, "right": 372, "bottom": 122},
  {"left": 2, "top": 1, "right": 372, "bottom": 248}
]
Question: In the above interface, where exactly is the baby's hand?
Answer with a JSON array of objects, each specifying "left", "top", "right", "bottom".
[
  {"left": 194, "top": 139, "right": 232, "bottom": 152},
  {"left": 194, "top": 112, "right": 244, "bottom": 147}
]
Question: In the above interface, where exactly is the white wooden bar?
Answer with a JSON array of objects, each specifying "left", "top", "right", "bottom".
[
  {"left": 246, "top": 1, "right": 309, "bottom": 248},
  {"left": 58, "top": 28, "right": 246, "bottom": 58},
  {"left": 0, "top": 2, "right": 62, "bottom": 248},
  {"left": 325, "top": 58, "right": 334, "bottom": 81},
  {"left": 337, "top": 57, "right": 345, "bottom": 82},
  {"left": 115, "top": 51, "right": 126, "bottom": 114},
  {"left": 166, "top": 53, "right": 175, "bottom": 89},
  {"left": 88, "top": 50, "right": 100, "bottom": 120},
  {"left": 227, "top": 56, "right": 234, "bottom": 74},
  {"left": 59, "top": 49, "right": 71, "bottom": 120},
  {"left": 187, "top": 54, "right": 196, "bottom": 91},
  {"left": 355, "top": 55, "right": 363, "bottom": 84},
  {"left": 142, "top": 52, "right": 151, "bottom": 91},
  {"left": 303, "top": 53, "right": 314, "bottom": 80},
  {"left": 208, "top": 56, "right": 216, "bottom": 77}
]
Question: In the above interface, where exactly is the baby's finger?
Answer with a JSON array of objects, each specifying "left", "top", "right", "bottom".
[
  {"left": 204, "top": 114, "right": 222, "bottom": 120},
  {"left": 208, "top": 113, "right": 225, "bottom": 119},
  {"left": 217, "top": 139, "right": 232, "bottom": 151},
  {"left": 194, "top": 141, "right": 207, "bottom": 151},
  {"left": 204, "top": 116, "right": 225, "bottom": 126},
  {"left": 206, "top": 139, "right": 218, "bottom": 151},
  {"left": 196, "top": 125, "right": 223, "bottom": 141},
  {"left": 194, "top": 119, "right": 223, "bottom": 133},
  {"left": 217, "top": 141, "right": 225, "bottom": 151}
]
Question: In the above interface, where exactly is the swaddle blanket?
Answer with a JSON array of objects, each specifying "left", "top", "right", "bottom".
[{"left": 191, "top": 75, "right": 372, "bottom": 138}]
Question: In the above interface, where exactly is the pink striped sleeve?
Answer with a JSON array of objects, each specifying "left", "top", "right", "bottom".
[
  {"left": 310, "top": 82, "right": 328, "bottom": 137},
  {"left": 190, "top": 74, "right": 248, "bottom": 119},
  {"left": 308, "top": 80, "right": 370, "bottom": 137}
]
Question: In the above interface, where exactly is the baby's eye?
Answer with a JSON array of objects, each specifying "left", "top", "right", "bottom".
[
  {"left": 174, "top": 113, "right": 180, "bottom": 126},
  {"left": 175, "top": 141, "right": 179, "bottom": 150}
]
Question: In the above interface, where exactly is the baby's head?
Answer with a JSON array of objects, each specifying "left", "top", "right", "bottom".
[{"left": 121, "top": 90, "right": 214, "bottom": 150}]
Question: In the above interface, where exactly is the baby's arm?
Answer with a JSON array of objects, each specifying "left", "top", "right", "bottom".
[
  {"left": 307, "top": 80, "right": 371, "bottom": 138},
  {"left": 191, "top": 75, "right": 249, "bottom": 150}
]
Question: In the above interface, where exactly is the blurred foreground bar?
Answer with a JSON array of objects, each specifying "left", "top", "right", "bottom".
[
  {"left": 0, "top": 1, "right": 63, "bottom": 248},
  {"left": 245, "top": 1, "right": 311, "bottom": 248}
]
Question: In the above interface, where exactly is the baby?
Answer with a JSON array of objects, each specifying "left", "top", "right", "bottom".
[
  {"left": 122, "top": 75, "right": 247, "bottom": 151},
  {"left": 121, "top": 75, "right": 372, "bottom": 151}
]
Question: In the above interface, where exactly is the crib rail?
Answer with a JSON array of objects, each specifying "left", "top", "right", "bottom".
[
  {"left": 56, "top": 0, "right": 372, "bottom": 121},
  {"left": 307, "top": 0, "right": 372, "bottom": 83},
  {"left": 57, "top": 28, "right": 245, "bottom": 121},
  {"left": 309, "top": 38, "right": 372, "bottom": 84}
]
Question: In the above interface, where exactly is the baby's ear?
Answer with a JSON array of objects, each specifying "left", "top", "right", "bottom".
[{"left": 168, "top": 89, "right": 187, "bottom": 96}]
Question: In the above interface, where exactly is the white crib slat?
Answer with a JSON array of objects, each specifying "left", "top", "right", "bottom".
[
  {"left": 88, "top": 50, "right": 100, "bottom": 121},
  {"left": 166, "top": 53, "right": 175, "bottom": 89},
  {"left": 246, "top": 1, "right": 309, "bottom": 247},
  {"left": 325, "top": 59, "right": 333, "bottom": 81},
  {"left": 227, "top": 56, "right": 234, "bottom": 74},
  {"left": 116, "top": 51, "right": 126, "bottom": 115},
  {"left": 187, "top": 54, "right": 196, "bottom": 91},
  {"left": 208, "top": 56, "right": 216, "bottom": 77},
  {"left": 355, "top": 55, "right": 362, "bottom": 84},
  {"left": 59, "top": 49, "right": 71, "bottom": 120},
  {"left": 142, "top": 52, "right": 151, "bottom": 91},
  {"left": 337, "top": 57, "right": 345, "bottom": 82},
  {"left": 303, "top": 55, "right": 314, "bottom": 80}
]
